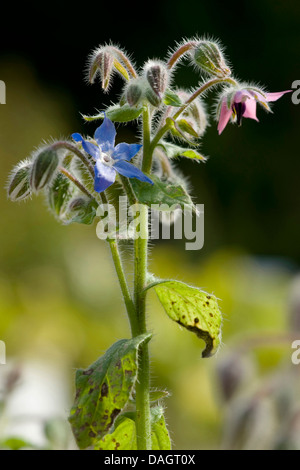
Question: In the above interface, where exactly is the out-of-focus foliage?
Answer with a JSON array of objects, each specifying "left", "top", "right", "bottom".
[{"left": 0, "top": 50, "right": 298, "bottom": 449}]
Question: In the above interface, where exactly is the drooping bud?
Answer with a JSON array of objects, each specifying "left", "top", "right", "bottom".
[
  {"left": 126, "top": 79, "right": 143, "bottom": 107},
  {"left": 89, "top": 48, "right": 114, "bottom": 91},
  {"left": 143, "top": 60, "right": 169, "bottom": 99},
  {"left": 30, "top": 147, "right": 60, "bottom": 192},
  {"left": 48, "top": 172, "right": 74, "bottom": 217},
  {"left": 192, "top": 40, "right": 231, "bottom": 78},
  {"left": 7, "top": 159, "right": 32, "bottom": 201}
]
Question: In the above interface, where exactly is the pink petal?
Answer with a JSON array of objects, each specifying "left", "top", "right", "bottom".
[
  {"left": 217, "top": 99, "right": 233, "bottom": 134},
  {"left": 265, "top": 90, "right": 292, "bottom": 102},
  {"left": 234, "top": 89, "right": 253, "bottom": 103},
  {"left": 243, "top": 99, "right": 259, "bottom": 121}
]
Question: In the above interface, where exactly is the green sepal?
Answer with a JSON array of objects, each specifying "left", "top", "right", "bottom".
[
  {"left": 82, "top": 104, "right": 144, "bottom": 123},
  {"left": 68, "top": 334, "right": 151, "bottom": 449},
  {"left": 158, "top": 141, "right": 206, "bottom": 161},
  {"left": 163, "top": 89, "right": 183, "bottom": 107},
  {"left": 146, "top": 279, "right": 222, "bottom": 358}
]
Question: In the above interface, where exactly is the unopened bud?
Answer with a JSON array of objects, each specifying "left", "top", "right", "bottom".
[
  {"left": 89, "top": 49, "right": 114, "bottom": 91},
  {"left": 7, "top": 159, "right": 32, "bottom": 201},
  {"left": 126, "top": 80, "right": 143, "bottom": 107},
  {"left": 48, "top": 173, "right": 73, "bottom": 216},
  {"left": 145, "top": 86, "right": 162, "bottom": 107},
  {"left": 30, "top": 147, "right": 60, "bottom": 192},
  {"left": 192, "top": 40, "right": 231, "bottom": 78},
  {"left": 144, "top": 60, "right": 169, "bottom": 99}
]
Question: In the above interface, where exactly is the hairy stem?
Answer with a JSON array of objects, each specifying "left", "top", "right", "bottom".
[
  {"left": 167, "top": 40, "right": 197, "bottom": 69},
  {"left": 108, "top": 239, "right": 137, "bottom": 336},
  {"left": 150, "top": 76, "right": 237, "bottom": 152},
  {"left": 134, "top": 106, "right": 152, "bottom": 450},
  {"left": 52, "top": 141, "right": 95, "bottom": 176}
]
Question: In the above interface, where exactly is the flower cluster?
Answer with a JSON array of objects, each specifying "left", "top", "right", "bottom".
[{"left": 72, "top": 116, "right": 153, "bottom": 193}]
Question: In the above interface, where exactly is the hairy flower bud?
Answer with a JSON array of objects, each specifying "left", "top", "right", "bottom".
[
  {"left": 30, "top": 147, "right": 60, "bottom": 192},
  {"left": 144, "top": 60, "right": 169, "bottom": 99},
  {"left": 145, "top": 86, "right": 162, "bottom": 107},
  {"left": 89, "top": 49, "right": 114, "bottom": 91},
  {"left": 192, "top": 40, "right": 231, "bottom": 78},
  {"left": 126, "top": 79, "right": 143, "bottom": 107},
  {"left": 48, "top": 173, "right": 73, "bottom": 217},
  {"left": 7, "top": 159, "right": 32, "bottom": 201}
]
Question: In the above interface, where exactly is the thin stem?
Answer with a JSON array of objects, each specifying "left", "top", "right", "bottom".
[
  {"left": 109, "top": 46, "right": 138, "bottom": 79},
  {"left": 134, "top": 106, "right": 152, "bottom": 450},
  {"left": 119, "top": 175, "right": 137, "bottom": 206},
  {"left": 172, "top": 76, "right": 237, "bottom": 120},
  {"left": 58, "top": 166, "right": 95, "bottom": 199},
  {"left": 167, "top": 40, "right": 197, "bottom": 69},
  {"left": 52, "top": 141, "right": 95, "bottom": 177},
  {"left": 108, "top": 239, "right": 137, "bottom": 336}
]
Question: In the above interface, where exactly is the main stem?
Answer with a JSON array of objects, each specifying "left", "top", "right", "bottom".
[{"left": 134, "top": 107, "right": 152, "bottom": 450}]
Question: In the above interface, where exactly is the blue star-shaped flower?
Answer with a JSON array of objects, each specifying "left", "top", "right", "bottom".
[{"left": 72, "top": 116, "right": 153, "bottom": 193}]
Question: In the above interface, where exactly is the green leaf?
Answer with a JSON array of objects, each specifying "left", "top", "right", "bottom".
[
  {"left": 94, "top": 407, "right": 171, "bottom": 451},
  {"left": 149, "top": 280, "right": 222, "bottom": 358},
  {"left": 151, "top": 406, "right": 171, "bottom": 450},
  {"left": 68, "top": 334, "right": 151, "bottom": 449},
  {"left": 163, "top": 89, "right": 182, "bottom": 107},
  {"left": 158, "top": 141, "right": 206, "bottom": 161},
  {"left": 94, "top": 417, "right": 137, "bottom": 450},
  {"left": 176, "top": 119, "right": 199, "bottom": 138},
  {"left": 0, "top": 437, "right": 36, "bottom": 450},
  {"left": 131, "top": 175, "right": 195, "bottom": 212},
  {"left": 83, "top": 104, "right": 144, "bottom": 123}
]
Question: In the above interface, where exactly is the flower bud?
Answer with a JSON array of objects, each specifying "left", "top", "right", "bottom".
[
  {"left": 145, "top": 86, "right": 162, "bottom": 107},
  {"left": 144, "top": 60, "right": 169, "bottom": 99},
  {"left": 30, "top": 147, "right": 60, "bottom": 192},
  {"left": 126, "top": 79, "right": 143, "bottom": 107},
  {"left": 48, "top": 173, "right": 73, "bottom": 216},
  {"left": 89, "top": 49, "right": 114, "bottom": 91},
  {"left": 192, "top": 40, "right": 231, "bottom": 78},
  {"left": 7, "top": 159, "right": 32, "bottom": 201}
]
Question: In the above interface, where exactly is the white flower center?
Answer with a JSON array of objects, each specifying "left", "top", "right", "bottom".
[{"left": 100, "top": 151, "right": 114, "bottom": 167}]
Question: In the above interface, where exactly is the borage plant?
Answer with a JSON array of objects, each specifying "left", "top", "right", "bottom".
[{"left": 7, "top": 38, "right": 290, "bottom": 450}]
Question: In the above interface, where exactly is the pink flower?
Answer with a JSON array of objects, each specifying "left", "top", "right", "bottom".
[{"left": 217, "top": 87, "right": 291, "bottom": 134}]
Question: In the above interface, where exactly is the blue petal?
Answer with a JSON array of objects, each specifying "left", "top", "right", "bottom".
[
  {"left": 94, "top": 116, "right": 116, "bottom": 153},
  {"left": 113, "top": 160, "right": 153, "bottom": 184},
  {"left": 94, "top": 161, "right": 116, "bottom": 193},
  {"left": 113, "top": 143, "right": 142, "bottom": 162},
  {"left": 81, "top": 140, "right": 100, "bottom": 160},
  {"left": 72, "top": 133, "right": 83, "bottom": 142}
]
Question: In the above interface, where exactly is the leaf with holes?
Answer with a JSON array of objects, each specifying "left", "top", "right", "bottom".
[
  {"left": 68, "top": 334, "right": 151, "bottom": 449},
  {"left": 148, "top": 280, "right": 222, "bottom": 357}
]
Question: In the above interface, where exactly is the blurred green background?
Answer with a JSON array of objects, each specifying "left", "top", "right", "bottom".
[{"left": 0, "top": 0, "right": 299, "bottom": 450}]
